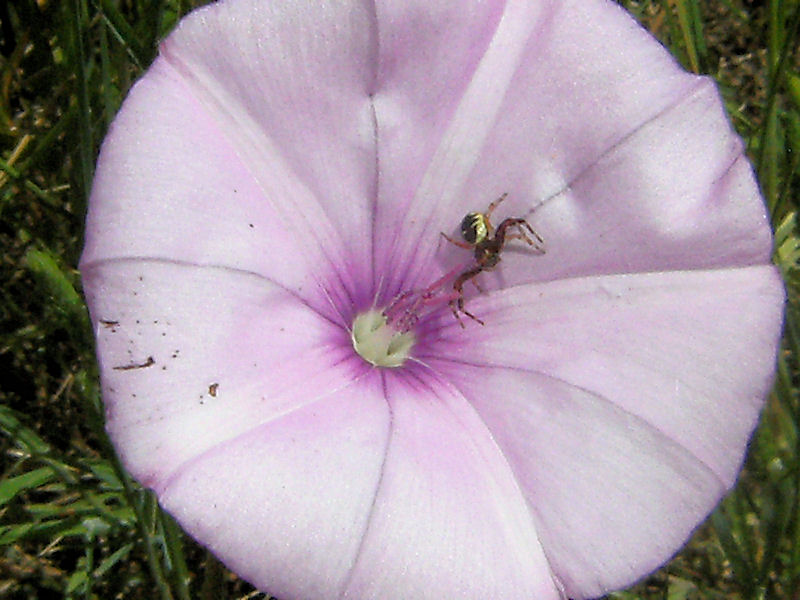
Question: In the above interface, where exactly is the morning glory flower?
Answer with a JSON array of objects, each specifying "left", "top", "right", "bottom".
[{"left": 80, "top": 0, "right": 785, "bottom": 598}]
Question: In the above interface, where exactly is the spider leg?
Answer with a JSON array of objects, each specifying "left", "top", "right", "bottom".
[
  {"left": 457, "top": 304, "right": 485, "bottom": 326},
  {"left": 485, "top": 192, "right": 509, "bottom": 221},
  {"left": 383, "top": 289, "right": 414, "bottom": 316},
  {"left": 505, "top": 230, "right": 545, "bottom": 252},
  {"left": 517, "top": 219, "right": 545, "bottom": 247},
  {"left": 450, "top": 266, "right": 485, "bottom": 327},
  {"left": 440, "top": 231, "right": 473, "bottom": 249},
  {"left": 496, "top": 218, "right": 545, "bottom": 253}
]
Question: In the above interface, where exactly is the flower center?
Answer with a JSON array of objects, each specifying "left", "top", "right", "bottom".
[{"left": 351, "top": 309, "right": 415, "bottom": 368}]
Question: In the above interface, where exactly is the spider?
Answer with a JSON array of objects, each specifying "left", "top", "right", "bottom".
[{"left": 441, "top": 193, "right": 544, "bottom": 326}]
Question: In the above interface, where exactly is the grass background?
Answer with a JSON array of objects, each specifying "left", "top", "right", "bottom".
[{"left": 1, "top": 0, "right": 799, "bottom": 598}]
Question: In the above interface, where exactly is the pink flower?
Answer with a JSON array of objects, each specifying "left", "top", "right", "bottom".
[{"left": 80, "top": 0, "right": 784, "bottom": 598}]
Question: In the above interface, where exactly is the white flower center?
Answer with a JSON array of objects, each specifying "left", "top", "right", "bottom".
[{"left": 351, "top": 309, "right": 415, "bottom": 368}]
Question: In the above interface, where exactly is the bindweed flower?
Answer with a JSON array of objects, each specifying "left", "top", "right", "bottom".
[{"left": 81, "top": 0, "right": 785, "bottom": 598}]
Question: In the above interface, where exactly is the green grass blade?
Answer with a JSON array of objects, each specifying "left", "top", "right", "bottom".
[
  {"left": 0, "top": 468, "right": 57, "bottom": 506},
  {"left": 23, "top": 249, "right": 86, "bottom": 321},
  {"left": 71, "top": 0, "right": 94, "bottom": 207},
  {"left": 95, "top": 0, "right": 150, "bottom": 68},
  {"left": 94, "top": 542, "right": 135, "bottom": 578},
  {"left": 674, "top": 0, "right": 701, "bottom": 73},
  {"left": 161, "top": 511, "right": 192, "bottom": 600},
  {"left": 0, "top": 404, "right": 51, "bottom": 456},
  {"left": 712, "top": 506, "right": 758, "bottom": 597}
]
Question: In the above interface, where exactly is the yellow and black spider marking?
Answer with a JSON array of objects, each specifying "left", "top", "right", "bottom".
[{"left": 460, "top": 212, "right": 490, "bottom": 245}]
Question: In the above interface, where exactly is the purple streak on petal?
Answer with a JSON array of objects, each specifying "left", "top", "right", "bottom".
[
  {"left": 84, "top": 0, "right": 383, "bottom": 318},
  {"left": 339, "top": 370, "right": 561, "bottom": 599},
  {"left": 158, "top": 0, "right": 378, "bottom": 310},
  {"left": 158, "top": 379, "right": 392, "bottom": 599},
  {"left": 83, "top": 259, "right": 368, "bottom": 490}
]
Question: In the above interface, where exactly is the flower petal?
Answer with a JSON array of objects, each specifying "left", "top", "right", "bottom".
[
  {"left": 83, "top": 259, "right": 364, "bottom": 490},
  {"left": 481, "top": 83, "right": 772, "bottom": 290},
  {"left": 442, "top": 364, "right": 723, "bottom": 597},
  {"left": 373, "top": 0, "right": 711, "bottom": 291},
  {"left": 152, "top": 368, "right": 563, "bottom": 599},
  {"left": 158, "top": 382, "right": 391, "bottom": 599},
  {"left": 82, "top": 0, "right": 380, "bottom": 315},
  {"left": 340, "top": 373, "right": 561, "bottom": 599},
  {"left": 373, "top": 0, "right": 547, "bottom": 294},
  {"left": 373, "top": 0, "right": 770, "bottom": 298},
  {"left": 426, "top": 265, "right": 784, "bottom": 597}
]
